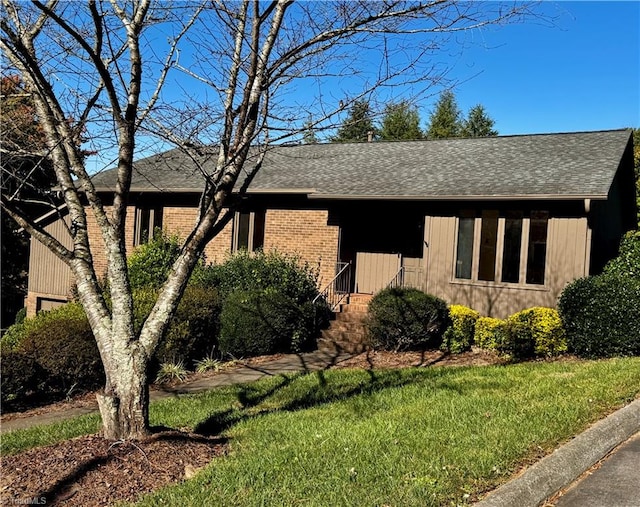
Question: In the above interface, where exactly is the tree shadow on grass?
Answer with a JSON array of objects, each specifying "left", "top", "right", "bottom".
[{"left": 192, "top": 363, "right": 476, "bottom": 437}]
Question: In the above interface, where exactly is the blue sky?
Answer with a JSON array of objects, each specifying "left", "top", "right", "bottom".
[{"left": 433, "top": 1, "right": 639, "bottom": 135}]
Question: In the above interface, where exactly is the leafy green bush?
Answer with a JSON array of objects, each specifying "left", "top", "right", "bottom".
[
  {"left": 0, "top": 350, "right": 42, "bottom": 408},
  {"left": 128, "top": 232, "right": 183, "bottom": 290},
  {"left": 154, "top": 286, "right": 221, "bottom": 365},
  {"left": 474, "top": 317, "right": 506, "bottom": 351},
  {"left": 1, "top": 303, "right": 104, "bottom": 408},
  {"left": 200, "top": 250, "right": 320, "bottom": 304},
  {"left": 603, "top": 230, "right": 640, "bottom": 280},
  {"left": 219, "top": 289, "right": 316, "bottom": 358},
  {"left": 441, "top": 305, "right": 479, "bottom": 354},
  {"left": 558, "top": 274, "right": 640, "bottom": 358},
  {"left": 366, "top": 287, "right": 449, "bottom": 352},
  {"left": 500, "top": 307, "right": 567, "bottom": 360}
]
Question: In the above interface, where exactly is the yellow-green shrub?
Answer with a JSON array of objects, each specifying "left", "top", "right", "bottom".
[
  {"left": 441, "top": 305, "right": 479, "bottom": 353},
  {"left": 501, "top": 307, "right": 567, "bottom": 359},
  {"left": 474, "top": 317, "right": 505, "bottom": 351}
]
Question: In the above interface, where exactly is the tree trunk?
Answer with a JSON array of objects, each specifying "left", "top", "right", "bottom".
[{"left": 96, "top": 353, "right": 150, "bottom": 440}]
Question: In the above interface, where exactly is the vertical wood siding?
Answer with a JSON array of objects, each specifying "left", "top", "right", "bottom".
[{"left": 28, "top": 217, "right": 73, "bottom": 296}]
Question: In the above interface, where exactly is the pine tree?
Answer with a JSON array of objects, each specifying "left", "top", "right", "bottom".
[
  {"left": 379, "top": 100, "right": 423, "bottom": 141},
  {"left": 426, "top": 90, "right": 462, "bottom": 139},
  {"left": 302, "top": 118, "right": 319, "bottom": 144},
  {"left": 332, "top": 100, "right": 376, "bottom": 142},
  {"left": 461, "top": 104, "right": 498, "bottom": 138}
]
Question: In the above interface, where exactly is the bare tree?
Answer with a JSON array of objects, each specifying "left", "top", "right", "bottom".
[{"left": 1, "top": 0, "right": 538, "bottom": 440}]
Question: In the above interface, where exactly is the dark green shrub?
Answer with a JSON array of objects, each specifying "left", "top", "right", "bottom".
[
  {"left": 603, "top": 230, "right": 640, "bottom": 280},
  {"left": 128, "top": 231, "right": 183, "bottom": 290},
  {"left": 18, "top": 304, "right": 104, "bottom": 393},
  {"left": 441, "top": 305, "right": 479, "bottom": 353},
  {"left": 154, "top": 285, "right": 222, "bottom": 366},
  {"left": 0, "top": 350, "right": 43, "bottom": 408},
  {"left": 219, "top": 289, "right": 316, "bottom": 358},
  {"left": 14, "top": 307, "right": 26, "bottom": 325},
  {"left": 558, "top": 274, "right": 640, "bottom": 358},
  {"left": 201, "top": 250, "right": 320, "bottom": 304},
  {"left": 366, "top": 287, "right": 449, "bottom": 352}
]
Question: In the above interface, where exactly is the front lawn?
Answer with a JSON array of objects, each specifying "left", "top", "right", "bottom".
[{"left": 3, "top": 358, "right": 640, "bottom": 506}]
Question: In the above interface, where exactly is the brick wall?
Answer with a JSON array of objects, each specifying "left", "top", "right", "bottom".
[
  {"left": 163, "top": 206, "right": 233, "bottom": 263},
  {"left": 263, "top": 209, "right": 340, "bottom": 288}
]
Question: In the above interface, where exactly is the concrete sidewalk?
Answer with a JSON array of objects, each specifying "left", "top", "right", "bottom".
[{"left": 0, "top": 350, "right": 352, "bottom": 434}]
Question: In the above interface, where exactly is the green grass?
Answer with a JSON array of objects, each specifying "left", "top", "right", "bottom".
[{"left": 3, "top": 358, "right": 640, "bottom": 506}]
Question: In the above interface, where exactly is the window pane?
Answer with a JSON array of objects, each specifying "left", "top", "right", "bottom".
[
  {"left": 478, "top": 211, "right": 498, "bottom": 281},
  {"left": 455, "top": 217, "right": 474, "bottom": 279},
  {"left": 526, "top": 211, "right": 548, "bottom": 285},
  {"left": 236, "top": 212, "right": 251, "bottom": 250},
  {"left": 139, "top": 209, "right": 151, "bottom": 244},
  {"left": 252, "top": 209, "right": 266, "bottom": 251},
  {"left": 501, "top": 212, "right": 523, "bottom": 283}
]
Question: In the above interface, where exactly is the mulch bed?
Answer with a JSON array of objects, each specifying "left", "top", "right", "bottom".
[{"left": 1, "top": 431, "right": 227, "bottom": 506}]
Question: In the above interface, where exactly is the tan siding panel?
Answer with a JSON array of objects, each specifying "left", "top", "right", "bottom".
[{"left": 28, "top": 217, "right": 73, "bottom": 296}]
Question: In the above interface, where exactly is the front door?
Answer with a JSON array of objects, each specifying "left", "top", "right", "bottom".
[{"left": 355, "top": 252, "right": 401, "bottom": 294}]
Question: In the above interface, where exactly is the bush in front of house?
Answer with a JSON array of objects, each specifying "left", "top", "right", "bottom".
[
  {"left": 441, "top": 305, "right": 479, "bottom": 354},
  {"left": 154, "top": 285, "right": 222, "bottom": 366},
  {"left": 473, "top": 317, "right": 506, "bottom": 351},
  {"left": 218, "top": 288, "right": 316, "bottom": 358},
  {"left": 558, "top": 273, "right": 640, "bottom": 358},
  {"left": 499, "top": 307, "right": 567, "bottom": 360},
  {"left": 197, "top": 249, "right": 320, "bottom": 304},
  {"left": 602, "top": 230, "right": 640, "bottom": 280},
  {"left": 0, "top": 303, "right": 104, "bottom": 409},
  {"left": 366, "top": 287, "right": 449, "bottom": 352}
]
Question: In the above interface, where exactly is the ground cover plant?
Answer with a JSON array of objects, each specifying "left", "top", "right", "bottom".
[{"left": 2, "top": 357, "right": 640, "bottom": 506}]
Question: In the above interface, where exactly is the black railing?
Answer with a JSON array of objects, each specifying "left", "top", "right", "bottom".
[
  {"left": 387, "top": 265, "right": 424, "bottom": 290},
  {"left": 313, "top": 262, "right": 351, "bottom": 311}
]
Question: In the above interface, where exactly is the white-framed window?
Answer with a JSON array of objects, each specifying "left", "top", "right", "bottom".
[
  {"left": 454, "top": 210, "right": 548, "bottom": 286},
  {"left": 232, "top": 210, "right": 265, "bottom": 252},
  {"left": 134, "top": 206, "right": 163, "bottom": 246}
]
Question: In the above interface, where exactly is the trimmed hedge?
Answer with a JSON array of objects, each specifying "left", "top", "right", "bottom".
[
  {"left": 603, "top": 230, "right": 640, "bottom": 280},
  {"left": 366, "top": 287, "right": 449, "bottom": 352},
  {"left": 501, "top": 307, "right": 567, "bottom": 359},
  {"left": 558, "top": 273, "right": 640, "bottom": 358},
  {"left": 441, "top": 305, "right": 479, "bottom": 354},
  {"left": 219, "top": 289, "right": 316, "bottom": 357},
  {"left": 474, "top": 317, "right": 505, "bottom": 351}
]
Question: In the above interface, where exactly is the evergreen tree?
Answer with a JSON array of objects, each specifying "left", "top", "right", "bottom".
[
  {"left": 332, "top": 100, "right": 376, "bottom": 142},
  {"left": 426, "top": 90, "right": 462, "bottom": 139},
  {"left": 461, "top": 104, "right": 498, "bottom": 137},
  {"left": 379, "top": 100, "right": 423, "bottom": 141},
  {"left": 302, "top": 117, "right": 319, "bottom": 144}
]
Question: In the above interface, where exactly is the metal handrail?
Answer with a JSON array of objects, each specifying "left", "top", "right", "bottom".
[
  {"left": 387, "top": 266, "right": 405, "bottom": 289},
  {"left": 313, "top": 262, "right": 351, "bottom": 311}
]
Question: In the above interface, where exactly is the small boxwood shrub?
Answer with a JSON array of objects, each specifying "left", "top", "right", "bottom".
[
  {"left": 474, "top": 317, "right": 506, "bottom": 351},
  {"left": 219, "top": 289, "right": 315, "bottom": 358},
  {"left": 366, "top": 287, "right": 449, "bottom": 352},
  {"left": 441, "top": 305, "right": 479, "bottom": 353},
  {"left": 558, "top": 274, "right": 640, "bottom": 358},
  {"left": 500, "top": 307, "right": 567, "bottom": 360},
  {"left": 0, "top": 350, "right": 42, "bottom": 408}
]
